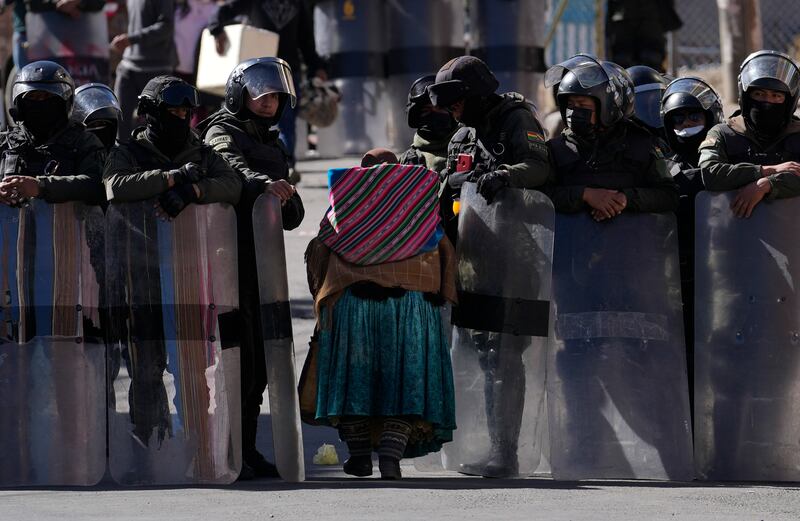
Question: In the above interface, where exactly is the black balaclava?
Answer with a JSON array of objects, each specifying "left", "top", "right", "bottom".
[
  {"left": 146, "top": 107, "right": 191, "bottom": 157},
  {"left": 747, "top": 99, "right": 787, "bottom": 139},
  {"left": 19, "top": 97, "right": 69, "bottom": 143},
  {"left": 87, "top": 121, "right": 118, "bottom": 150},
  {"left": 458, "top": 94, "right": 498, "bottom": 128},
  {"left": 668, "top": 113, "right": 707, "bottom": 163},
  {"left": 417, "top": 109, "right": 456, "bottom": 140}
]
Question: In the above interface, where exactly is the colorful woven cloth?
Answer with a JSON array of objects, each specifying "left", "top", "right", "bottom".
[{"left": 317, "top": 163, "right": 441, "bottom": 265}]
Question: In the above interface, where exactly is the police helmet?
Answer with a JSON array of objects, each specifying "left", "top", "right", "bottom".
[
  {"left": 406, "top": 74, "right": 437, "bottom": 128},
  {"left": 11, "top": 60, "right": 75, "bottom": 114},
  {"left": 738, "top": 50, "right": 800, "bottom": 124},
  {"left": 627, "top": 65, "right": 667, "bottom": 129},
  {"left": 224, "top": 57, "right": 296, "bottom": 121},
  {"left": 73, "top": 83, "right": 122, "bottom": 126},
  {"left": 137, "top": 75, "right": 199, "bottom": 117},
  {"left": 547, "top": 55, "right": 628, "bottom": 128},
  {"left": 428, "top": 56, "right": 499, "bottom": 108}
]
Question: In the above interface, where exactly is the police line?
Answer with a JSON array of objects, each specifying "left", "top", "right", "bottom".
[{"left": 2, "top": 188, "right": 798, "bottom": 486}]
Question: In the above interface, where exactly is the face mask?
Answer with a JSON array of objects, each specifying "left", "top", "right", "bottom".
[
  {"left": 566, "top": 107, "right": 595, "bottom": 137},
  {"left": 88, "top": 122, "right": 118, "bottom": 150},
  {"left": 748, "top": 100, "right": 786, "bottom": 136},
  {"left": 19, "top": 97, "right": 68, "bottom": 142},
  {"left": 674, "top": 125, "right": 704, "bottom": 138},
  {"left": 458, "top": 96, "right": 487, "bottom": 128},
  {"left": 419, "top": 111, "right": 456, "bottom": 137},
  {"left": 146, "top": 108, "right": 192, "bottom": 156}
]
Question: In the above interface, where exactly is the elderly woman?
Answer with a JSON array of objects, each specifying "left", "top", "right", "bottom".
[{"left": 305, "top": 149, "right": 457, "bottom": 480}]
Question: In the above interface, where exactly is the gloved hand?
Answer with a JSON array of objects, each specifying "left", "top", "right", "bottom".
[
  {"left": 158, "top": 183, "right": 199, "bottom": 218},
  {"left": 476, "top": 170, "right": 510, "bottom": 203},
  {"left": 170, "top": 162, "right": 202, "bottom": 185}
]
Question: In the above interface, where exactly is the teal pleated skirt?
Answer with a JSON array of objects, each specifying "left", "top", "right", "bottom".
[{"left": 315, "top": 288, "right": 456, "bottom": 458}]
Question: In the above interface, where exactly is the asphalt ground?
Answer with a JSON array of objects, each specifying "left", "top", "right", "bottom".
[{"left": 2, "top": 157, "right": 800, "bottom": 520}]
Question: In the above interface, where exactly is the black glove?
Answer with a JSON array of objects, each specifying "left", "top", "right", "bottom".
[
  {"left": 158, "top": 183, "right": 199, "bottom": 218},
  {"left": 171, "top": 162, "right": 202, "bottom": 185},
  {"left": 476, "top": 170, "right": 510, "bottom": 203}
]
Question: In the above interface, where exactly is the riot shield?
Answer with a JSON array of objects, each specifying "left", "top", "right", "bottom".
[
  {"left": 695, "top": 192, "right": 800, "bottom": 481},
  {"left": 441, "top": 182, "right": 554, "bottom": 478},
  {"left": 548, "top": 212, "right": 693, "bottom": 481},
  {"left": 252, "top": 194, "right": 305, "bottom": 482},
  {"left": 25, "top": 11, "right": 110, "bottom": 85},
  {"left": 0, "top": 201, "right": 106, "bottom": 487},
  {"left": 106, "top": 202, "right": 241, "bottom": 485}
]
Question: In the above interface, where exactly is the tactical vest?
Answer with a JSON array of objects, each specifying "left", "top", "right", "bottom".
[
  {"left": 225, "top": 122, "right": 289, "bottom": 181},
  {"left": 0, "top": 126, "right": 82, "bottom": 179},
  {"left": 449, "top": 104, "right": 533, "bottom": 169},
  {"left": 399, "top": 146, "right": 426, "bottom": 167},
  {"left": 549, "top": 126, "right": 653, "bottom": 190},
  {"left": 718, "top": 124, "right": 800, "bottom": 166}
]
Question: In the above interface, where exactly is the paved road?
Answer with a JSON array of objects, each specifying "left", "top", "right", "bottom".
[{"left": 2, "top": 158, "right": 800, "bottom": 520}]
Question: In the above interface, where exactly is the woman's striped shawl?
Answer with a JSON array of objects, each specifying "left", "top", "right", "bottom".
[{"left": 317, "top": 163, "right": 441, "bottom": 266}]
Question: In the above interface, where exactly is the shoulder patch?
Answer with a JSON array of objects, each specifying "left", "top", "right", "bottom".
[
  {"left": 526, "top": 130, "right": 545, "bottom": 143},
  {"left": 699, "top": 137, "right": 717, "bottom": 149},
  {"left": 209, "top": 135, "right": 233, "bottom": 150}
]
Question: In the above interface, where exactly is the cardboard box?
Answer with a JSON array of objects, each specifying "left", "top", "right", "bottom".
[{"left": 196, "top": 24, "right": 280, "bottom": 96}]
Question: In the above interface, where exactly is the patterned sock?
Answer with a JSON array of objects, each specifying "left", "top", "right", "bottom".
[
  {"left": 339, "top": 417, "right": 372, "bottom": 457},
  {"left": 378, "top": 418, "right": 412, "bottom": 460}
]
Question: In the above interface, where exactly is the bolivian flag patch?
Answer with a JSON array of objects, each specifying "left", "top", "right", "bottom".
[{"left": 527, "top": 130, "right": 545, "bottom": 142}]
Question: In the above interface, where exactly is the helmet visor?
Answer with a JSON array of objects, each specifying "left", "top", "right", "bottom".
[
  {"left": 73, "top": 84, "right": 121, "bottom": 123},
  {"left": 545, "top": 55, "right": 602, "bottom": 88},
  {"left": 663, "top": 78, "right": 720, "bottom": 111},
  {"left": 160, "top": 82, "right": 200, "bottom": 108},
  {"left": 12, "top": 81, "right": 72, "bottom": 104},
  {"left": 244, "top": 62, "right": 297, "bottom": 108},
  {"left": 428, "top": 80, "right": 468, "bottom": 108},
  {"left": 633, "top": 86, "right": 664, "bottom": 128},
  {"left": 740, "top": 54, "right": 800, "bottom": 95}
]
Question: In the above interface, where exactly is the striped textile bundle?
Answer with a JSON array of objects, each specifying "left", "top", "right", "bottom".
[{"left": 317, "top": 163, "right": 441, "bottom": 266}]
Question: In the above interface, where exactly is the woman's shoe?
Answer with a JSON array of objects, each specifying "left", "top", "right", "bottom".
[
  {"left": 378, "top": 456, "right": 402, "bottom": 480},
  {"left": 343, "top": 455, "right": 373, "bottom": 477}
]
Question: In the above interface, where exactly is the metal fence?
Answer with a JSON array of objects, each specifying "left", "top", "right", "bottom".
[{"left": 544, "top": 0, "right": 800, "bottom": 72}]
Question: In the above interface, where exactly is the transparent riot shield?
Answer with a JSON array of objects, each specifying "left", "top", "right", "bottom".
[
  {"left": 25, "top": 11, "right": 110, "bottom": 85},
  {"left": 441, "top": 183, "right": 554, "bottom": 478},
  {"left": 252, "top": 194, "right": 305, "bottom": 482},
  {"left": 695, "top": 192, "right": 800, "bottom": 481},
  {"left": 106, "top": 202, "right": 240, "bottom": 486},
  {"left": 548, "top": 212, "right": 693, "bottom": 481},
  {"left": 0, "top": 201, "right": 106, "bottom": 487}
]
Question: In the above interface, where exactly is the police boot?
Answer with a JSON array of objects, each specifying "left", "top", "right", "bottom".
[
  {"left": 482, "top": 356, "right": 525, "bottom": 478},
  {"left": 239, "top": 417, "right": 279, "bottom": 480}
]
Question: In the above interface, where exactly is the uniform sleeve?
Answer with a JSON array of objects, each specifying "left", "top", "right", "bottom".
[
  {"left": 127, "top": 0, "right": 175, "bottom": 46},
  {"left": 699, "top": 125, "right": 763, "bottom": 190},
  {"left": 765, "top": 172, "right": 800, "bottom": 199},
  {"left": 196, "top": 149, "right": 242, "bottom": 205},
  {"left": 620, "top": 146, "right": 679, "bottom": 212},
  {"left": 205, "top": 124, "right": 270, "bottom": 185},
  {"left": 38, "top": 138, "right": 106, "bottom": 205},
  {"left": 500, "top": 109, "right": 553, "bottom": 189},
  {"left": 102, "top": 146, "right": 171, "bottom": 202},
  {"left": 543, "top": 139, "right": 586, "bottom": 213}
]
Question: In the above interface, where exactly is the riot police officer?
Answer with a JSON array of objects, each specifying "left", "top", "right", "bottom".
[
  {"left": 198, "top": 57, "right": 305, "bottom": 480},
  {"left": 104, "top": 75, "right": 241, "bottom": 209},
  {"left": 72, "top": 83, "right": 123, "bottom": 150},
  {"left": 399, "top": 74, "right": 457, "bottom": 173},
  {"left": 428, "top": 55, "right": 551, "bottom": 241},
  {"left": 661, "top": 76, "right": 724, "bottom": 404},
  {"left": 627, "top": 65, "right": 668, "bottom": 143},
  {"left": 428, "top": 56, "right": 551, "bottom": 478},
  {"left": 103, "top": 76, "right": 240, "bottom": 450},
  {"left": 545, "top": 55, "right": 677, "bottom": 217},
  {"left": 699, "top": 50, "right": 800, "bottom": 218},
  {"left": 0, "top": 60, "right": 105, "bottom": 206}
]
